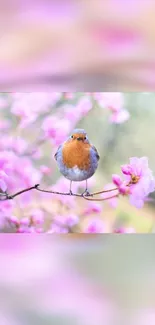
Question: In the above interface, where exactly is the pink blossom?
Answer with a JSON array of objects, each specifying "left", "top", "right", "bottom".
[
  {"left": 109, "top": 108, "right": 130, "bottom": 124},
  {"left": 0, "top": 201, "right": 15, "bottom": 230},
  {"left": 76, "top": 96, "right": 92, "bottom": 116},
  {"left": 31, "top": 148, "right": 43, "bottom": 160},
  {"left": 30, "top": 209, "right": 44, "bottom": 225},
  {"left": 94, "top": 92, "right": 124, "bottom": 111},
  {"left": 0, "top": 153, "right": 12, "bottom": 174},
  {"left": 121, "top": 164, "right": 133, "bottom": 175},
  {"left": 40, "top": 165, "right": 52, "bottom": 175},
  {"left": 84, "top": 219, "right": 105, "bottom": 233},
  {"left": 94, "top": 92, "right": 130, "bottom": 124},
  {"left": 48, "top": 224, "right": 69, "bottom": 234},
  {"left": 64, "top": 96, "right": 92, "bottom": 124},
  {"left": 121, "top": 157, "right": 155, "bottom": 208},
  {"left": 17, "top": 227, "right": 36, "bottom": 233},
  {"left": 15, "top": 213, "right": 45, "bottom": 233},
  {"left": 7, "top": 215, "right": 20, "bottom": 227},
  {"left": 0, "top": 179, "right": 7, "bottom": 192},
  {"left": 20, "top": 217, "right": 30, "bottom": 227},
  {"left": 119, "top": 183, "right": 130, "bottom": 195},
  {"left": 42, "top": 116, "right": 71, "bottom": 145},
  {"left": 0, "top": 151, "right": 41, "bottom": 208},
  {"left": 112, "top": 157, "right": 155, "bottom": 208},
  {"left": 54, "top": 214, "right": 79, "bottom": 228},
  {"left": 112, "top": 175, "right": 129, "bottom": 196},
  {"left": 112, "top": 174, "right": 122, "bottom": 186},
  {"left": 11, "top": 93, "right": 61, "bottom": 127},
  {"left": 64, "top": 214, "right": 79, "bottom": 227},
  {"left": 83, "top": 202, "right": 102, "bottom": 215},
  {"left": 0, "top": 119, "right": 11, "bottom": 130},
  {"left": 0, "top": 136, "right": 28, "bottom": 154},
  {"left": 63, "top": 104, "right": 78, "bottom": 122},
  {"left": 0, "top": 170, "right": 9, "bottom": 192},
  {"left": 10, "top": 137, "right": 28, "bottom": 155}
]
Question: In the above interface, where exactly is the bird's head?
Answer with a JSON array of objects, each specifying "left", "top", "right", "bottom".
[{"left": 69, "top": 129, "right": 89, "bottom": 143}]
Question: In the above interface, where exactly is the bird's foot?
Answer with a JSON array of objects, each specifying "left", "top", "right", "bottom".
[
  {"left": 82, "top": 189, "right": 93, "bottom": 197},
  {"left": 69, "top": 190, "right": 73, "bottom": 196}
]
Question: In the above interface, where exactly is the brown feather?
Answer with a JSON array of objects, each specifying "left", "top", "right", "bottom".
[{"left": 62, "top": 140, "right": 91, "bottom": 170}]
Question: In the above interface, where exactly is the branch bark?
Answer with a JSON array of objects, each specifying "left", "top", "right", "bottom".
[{"left": 0, "top": 184, "right": 119, "bottom": 202}]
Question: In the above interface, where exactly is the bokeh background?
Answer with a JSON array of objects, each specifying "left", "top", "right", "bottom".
[
  {"left": 1, "top": 0, "right": 155, "bottom": 90},
  {"left": 0, "top": 236, "right": 155, "bottom": 325},
  {"left": 0, "top": 92, "right": 155, "bottom": 233}
]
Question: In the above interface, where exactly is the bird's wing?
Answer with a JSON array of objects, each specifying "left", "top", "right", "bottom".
[
  {"left": 91, "top": 145, "right": 100, "bottom": 160},
  {"left": 54, "top": 145, "right": 62, "bottom": 160}
]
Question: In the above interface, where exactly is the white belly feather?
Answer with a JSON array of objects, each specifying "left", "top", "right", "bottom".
[{"left": 66, "top": 165, "right": 87, "bottom": 181}]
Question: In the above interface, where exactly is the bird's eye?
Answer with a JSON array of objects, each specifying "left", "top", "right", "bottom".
[
  {"left": 71, "top": 135, "right": 74, "bottom": 138},
  {"left": 84, "top": 136, "right": 86, "bottom": 140}
]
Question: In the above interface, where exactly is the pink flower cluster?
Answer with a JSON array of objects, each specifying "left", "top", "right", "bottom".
[
  {"left": 0, "top": 150, "right": 42, "bottom": 226},
  {"left": 10, "top": 92, "right": 62, "bottom": 128},
  {"left": 42, "top": 95, "right": 93, "bottom": 146},
  {"left": 6, "top": 209, "right": 44, "bottom": 233},
  {"left": 93, "top": 92, "right": 130, "bottom": 123},
  {"left": 48, "top": 214, "right": 79, "bottom": 233},
  {"left": 112, "top": 157, "right": 155, "bottom": 208}
]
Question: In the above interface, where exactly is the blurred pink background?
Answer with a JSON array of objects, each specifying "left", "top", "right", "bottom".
[
  {"left": 0, "top": 236, "right": 155, "bottom": 325},
  {"left": 0, "top": 0, "right": 155, "bottom": 90}
]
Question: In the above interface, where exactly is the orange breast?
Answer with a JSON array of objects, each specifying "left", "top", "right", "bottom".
[{"left": 62, "top": 141, "right": 91, "bottom": 170}]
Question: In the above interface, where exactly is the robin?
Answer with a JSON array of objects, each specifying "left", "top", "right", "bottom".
[{"left": 54, "top": 129, "right": 100, "bottom": 195}]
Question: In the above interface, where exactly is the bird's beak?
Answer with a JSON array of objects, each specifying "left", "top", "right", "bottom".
[{"left": 77, "top": 137, "right": 83, "bottom": 141}]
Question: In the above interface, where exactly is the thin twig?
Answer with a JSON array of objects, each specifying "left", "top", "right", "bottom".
[
  {"left": 83, "top": 193, "right": 119, "bottom": 201},
  {"left": 91, "top": 188, "right": 118, "bottom": 195}
]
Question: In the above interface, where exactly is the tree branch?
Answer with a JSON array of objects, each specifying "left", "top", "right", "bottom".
[
  {"left": 0, "top": 184, "right": 119, "bottom": 202},
  {"left": 1, "top": 184, "right": 40, "bottom": 200}
]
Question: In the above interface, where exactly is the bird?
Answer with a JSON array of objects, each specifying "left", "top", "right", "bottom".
[{"left": 54, "top": 129, "right": 100, "bottom": 195}]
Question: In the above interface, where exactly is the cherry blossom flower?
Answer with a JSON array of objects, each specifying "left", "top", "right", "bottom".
[
  {"left": 122, "top": 157, "right": 155, "bottom": 208},
  {"left": 112, "top": 157, "right": 155, "bottom": 208}
]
